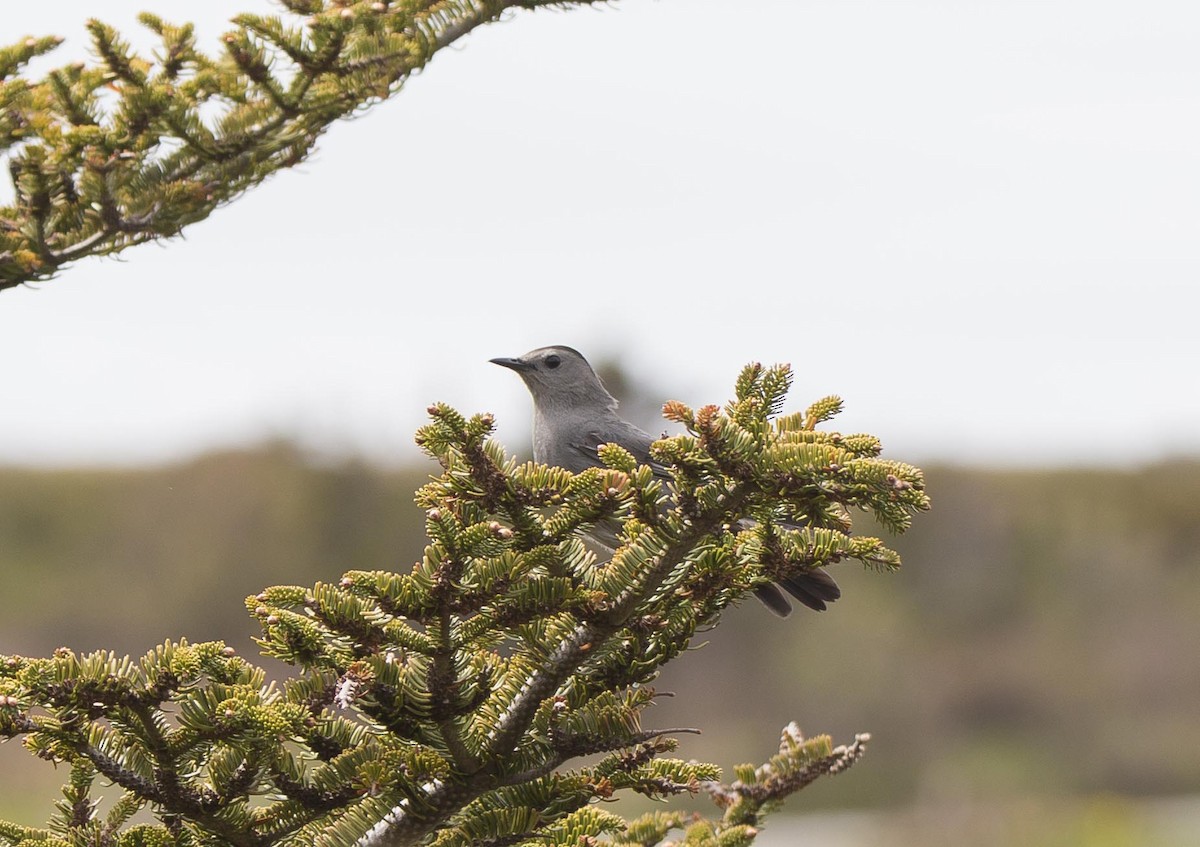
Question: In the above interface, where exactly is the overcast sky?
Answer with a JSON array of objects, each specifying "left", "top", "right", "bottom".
[{"left": 1, "top": 0, "right": 1197, "bottom": 468}]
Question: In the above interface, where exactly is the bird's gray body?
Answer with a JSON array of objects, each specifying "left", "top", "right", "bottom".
[
  {"left": 533, "top": 403, "right": 659, "bottom": 477},
  {"left": 491, "top": 345, "right": 841, "bottom": 617}
]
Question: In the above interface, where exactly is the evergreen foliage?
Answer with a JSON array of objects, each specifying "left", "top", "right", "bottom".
[
  {"left": 0, "top": 364, "right": 928, "bottom": 846},
  {"left": 0, "top": 1, "right": 604, "bottom": 292}
]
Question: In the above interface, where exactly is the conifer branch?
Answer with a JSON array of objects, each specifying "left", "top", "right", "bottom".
[
  {"left": 0, "top": 364, "right": 930, "bottom": 846},
  {"left": 485, "top": 497, "right": 744, "bottom": 760},
  {"left": 0, "top": 0, "right": 605, "bottom": 292},
  {"left": 496, "top": 728, "right": 699, "bottom": 789},
  {"left": 431, "top": 595, "right": 484, "bottom": 774}
]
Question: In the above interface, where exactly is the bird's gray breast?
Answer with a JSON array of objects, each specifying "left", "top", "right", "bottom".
[{"left": 533, "top": 408, "right": 594, "bottom": 472}]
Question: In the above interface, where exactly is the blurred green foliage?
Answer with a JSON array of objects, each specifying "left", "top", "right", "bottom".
[{"left": 1, "top": 446, "right": 1198, "bottom": 841}]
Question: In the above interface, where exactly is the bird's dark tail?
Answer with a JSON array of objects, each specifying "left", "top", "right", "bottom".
[{"left": 754, "top": 569, "right": 841, "bottom": 617}]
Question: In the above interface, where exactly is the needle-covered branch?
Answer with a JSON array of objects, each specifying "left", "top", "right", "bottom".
[
  {"left": 0, "top": 0, "right": 606, "bottom": 291},
  {"left": 0, "top": 363, "right": 928, "bottom": 846}
]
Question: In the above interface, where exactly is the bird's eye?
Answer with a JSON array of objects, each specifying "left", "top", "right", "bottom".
[{"left": 544, "top": 355, "right": 561, "bottom": 369}]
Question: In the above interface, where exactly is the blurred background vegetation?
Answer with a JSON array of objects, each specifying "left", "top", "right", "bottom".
[{"left": 2, "top": 412, "right": 1198, "bottom": 845}]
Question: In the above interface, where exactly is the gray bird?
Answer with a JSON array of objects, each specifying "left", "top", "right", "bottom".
[{"left": 490, "top": 345, "right": 841, "bottom": 617}]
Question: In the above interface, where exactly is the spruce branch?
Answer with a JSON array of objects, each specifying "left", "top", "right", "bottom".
[
  {"left": 704, "top": 723, "right": 872, "bottom": 829},
  {"left": 0, "top": 363, "right": 929, "bottom": 846},
  {"left": 0, "top": 0, "right": 606, "bottom": 292}
]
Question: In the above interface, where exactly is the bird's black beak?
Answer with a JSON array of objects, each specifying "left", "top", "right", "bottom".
[{"left": 490, "top": 357, "right": 534, "bottom": 373}]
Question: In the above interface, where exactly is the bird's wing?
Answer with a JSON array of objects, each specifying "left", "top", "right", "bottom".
[{"left": 571, "top": 421, "right": 674, "bottom": 481}]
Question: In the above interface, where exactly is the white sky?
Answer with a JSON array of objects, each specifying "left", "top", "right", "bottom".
[{"left": 1, "top": 0, "right": 1197, "bottom": 468}]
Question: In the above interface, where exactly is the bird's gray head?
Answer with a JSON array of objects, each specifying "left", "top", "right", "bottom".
[{"left": 490, "top": 345, "right": 618, "bottom": 413}]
